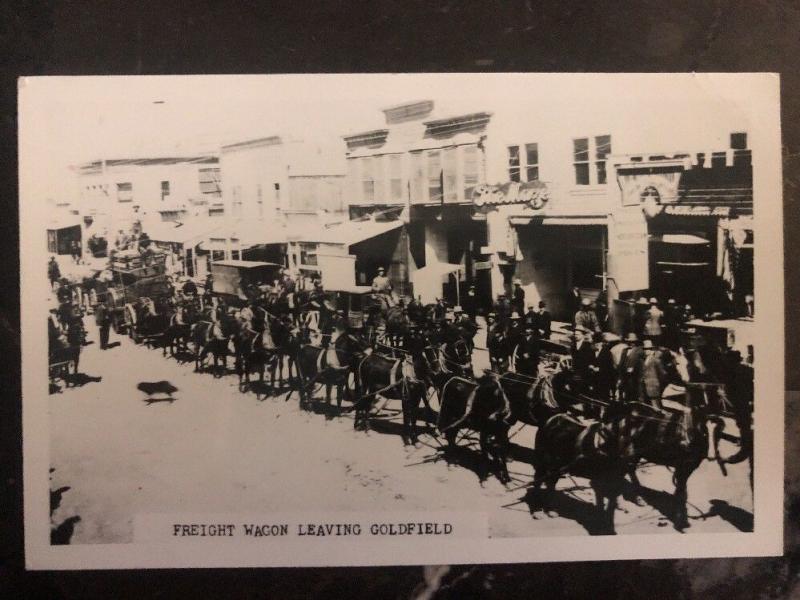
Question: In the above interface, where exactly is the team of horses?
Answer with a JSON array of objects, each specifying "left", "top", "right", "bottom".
[{"left": 124, "top": 291, "right": 752, "bottom": 535}]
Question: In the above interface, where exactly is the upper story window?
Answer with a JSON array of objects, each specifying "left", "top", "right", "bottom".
[
  {"left": 389, "top": 154, "right": 403, "bottom": 202},
  {"left": 525, "top": 143, "right": 539, "bottom": 181},
  {"left": 231, "top": 185, "right": 243, "bottom": 217},
  {"left": 427, "top": 150, "right": 442, "bottom": 202},
  {"left": 361, "top": 157, "right": 375, "bottom": 203},
  {"left": 573, "top": 135, "right": 612, "bottom": 185},
  {"left": 116, "top": 182, "right": 133, "bottom": 202},
  {"left": 256, "top": 184, "right": 264, "bottom": 216},
  {"left": 507, "top": 146, "right": 521, "bottom": 182},
  {"left": 463, "top": 145, "right": 480, "bottom": 199},
  {"left": 411, "top": 151, "right": 426, "bottom": 204},
  {"left": 442, "top": 147, "right": 459, "bottom": 203},
  {"left": 730, "top": 132, "right": 748, "bottom": 150},
  {"left": 160, "top": 180, "right": 170, "bottom": 201}
]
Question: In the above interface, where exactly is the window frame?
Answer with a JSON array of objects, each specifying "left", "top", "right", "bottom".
[
  {"left": 573, "top": 135, "right": 611, "bottom": 185},
  {"left": 507, "top": 145, "right": 521, "bottom": 182},
  {"left": 524, "top": 142, "right": 539, "bottom": 182}
]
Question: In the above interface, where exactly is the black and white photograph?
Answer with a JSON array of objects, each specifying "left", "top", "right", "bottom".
[{"left": 20, "top": 74, "right": 782, "bottom": 568}]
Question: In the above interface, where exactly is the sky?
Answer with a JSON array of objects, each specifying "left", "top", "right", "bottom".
[{"left": 18, "top": 73, "right": 776, "bottom": 204}]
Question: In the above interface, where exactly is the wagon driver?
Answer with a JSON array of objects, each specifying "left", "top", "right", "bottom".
[{"left": 371, "top": 266, "right": 392, "bottom": 295}]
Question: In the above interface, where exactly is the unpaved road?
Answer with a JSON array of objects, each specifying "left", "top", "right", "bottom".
[{"left": 48, "top": 313, "right": 753, "bottom": 544}]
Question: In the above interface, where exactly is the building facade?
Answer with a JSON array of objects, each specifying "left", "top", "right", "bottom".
[
  {"left": 75, "top": 155, "right": 222, "bottom": 238},
  {"left": 341, "top": 91, "right": 752, "bottom": 319}
]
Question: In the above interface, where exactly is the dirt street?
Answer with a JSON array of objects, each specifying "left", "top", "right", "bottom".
[{"left": 48, "top": 312, "right": 753, "bottom": 544}]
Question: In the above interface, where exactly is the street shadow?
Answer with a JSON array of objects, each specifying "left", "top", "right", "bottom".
[
  {"left": 51, "top": 515, "right": 81, "bottom": 545},
  {"left": 621, "top": 479, "right": 683, "bottom": 529},
  {"left": 63, "top": 372, "right": 103, "bottom": 387},
  {"left": 138, "top": 381, "right": 178, "bottom": 405},
  {"left": 104, "top": 341, "right": 121, "bottom": 350},
  {"left": 519, "top": 483, "right": 613, "bottom": 535},
  {"left": 367, "top": 417, "right": 437, "bottom": 442},
  {"left": 49, "top": 382, "right": 62, "bottom": 395},
  {"left": 171, "top": 349, "right": 195, "bottom": 365},
  {"left": 698, "top": 499, "right": 754, "bottom": 532}
]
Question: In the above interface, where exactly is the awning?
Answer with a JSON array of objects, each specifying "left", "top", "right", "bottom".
[
  {"left": 46, "top": 215, "right": 82, "bottom": 230},
  {"left": 144, "top": 221, "right": 222, "bottom": 246},
  {"left": 294, "top": 218, "right": 404, "bottom": 246},
  {"left": 508, "top": 216, "right": 606, "bottom": 226},
  {"left": 413, "top": 262, "right": 462, "bottom": 278},
  {"left": 650, "top": 233, "right": 709, "bottom": 245},
  {"left": 225, "top": 219, "right": 291, "bottom": 247}
]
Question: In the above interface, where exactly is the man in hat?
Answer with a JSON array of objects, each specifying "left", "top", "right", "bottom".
[
  {"left": 590, "top": 332, "right": 616, "bottom": 403},
  {"left": 644, "top": 297, "right": 664, "bottom": 344},
  {"left": 536, "top": 300, "right": 552, "bottom": 340},
  {"left": 568, "top": 286, "right": 582, "bottom": 324},
  {"left": 574, "top": 298, "right": 600, "bottom": 334},
  {"left": 453, "top": 305, "right": 477, "bottom": 352},
  {"left": 514, "top": 322, "right": 540, "bottom": 376},
  {"left": 48, "top": 256, "right": 61, "bottom": 290},
  {"left": 633, "top": 296, "right": 650, "bottom": 338},
  {"left": 493, "top": 293, "right": 511, "bottom": 324},
  {"left": 463, "top": 284, "right": 477, "bottom": 322},
  {"left": 507, "top": 311, "right": 523, "bottom": 351},
  {"left": 512, "top": 279, "right": 525, "bottom": 316},
  {"left": 486, "top": 312, "right": 509, "bottom": 372},
  {"left": 639, "top": 339, "right": 666, "bottom": 409},
  {"left": 618, "top": 333, "right": 645, "bottom": 403},
  {"left": 96, "top": 300, "right": 113, "bottom": 350},
  {"left": 371, "top": 267, "right": 392, "bottom": 295},
  {"left": 571, "top": 326, "right": 595, "bottom": 393}
]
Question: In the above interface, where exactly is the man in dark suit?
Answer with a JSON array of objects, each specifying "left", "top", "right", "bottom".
[
  {"left": 514, "top": 324, "right": 540, "bottom": 377},
  {"left": 512, "top": 279, "right": 525, "bottom": 316},
  {"left": 534, "top": 301, "right": 551, "bottom": 340},
  {"left": 571, "top": 326, "right": 595, "bottom": 394},
  {"left": 590, "top": 333, "right": 616, "bottom": 403}
]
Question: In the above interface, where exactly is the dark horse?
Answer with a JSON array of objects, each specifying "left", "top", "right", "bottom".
[
  {"left": 355, "top": 350, "right": 428, "bottom": 445},
  {"left": 621, "top": 346, "right": 729, "bottom": 531},
  {"left": 294, "top": 330, "right": 366, "bottom": 415},
  {"left": 234, "top": 324, "right": 280, "bottom": 392},
  {"left": 437, "top": 372, "right": 514, "bottom": 483}
]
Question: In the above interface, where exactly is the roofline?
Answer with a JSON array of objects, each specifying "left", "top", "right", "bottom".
[{"left": 220, "top": 136, "right": 283, "bottom": 153}]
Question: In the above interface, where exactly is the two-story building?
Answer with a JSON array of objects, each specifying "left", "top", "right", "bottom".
[
  {"left": 339, "top": 88, "right": 751, "bottom": 319},
  {"left": 75, "top": 155, "right": 222, "bottom": 238}
]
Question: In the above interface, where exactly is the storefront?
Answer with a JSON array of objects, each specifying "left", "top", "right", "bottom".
[{"left": 46, "top": 215, "right": 83, "bottom": 256}]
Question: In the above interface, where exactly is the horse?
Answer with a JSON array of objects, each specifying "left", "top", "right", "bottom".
[
  {"left": 621, "top": 384, "right": 727, "bottom": 531},
  {"left": 437, "top": 372, "right": 514, "bottom": 483},
  {"left": 530, "top": 406, "right": 630, "bottom": 535},
  {"left": 190, "top": 314, "right": 236, "bottom": 375},
  {"left": 234, "top": 323, "right": 280, "bottom": 392},
  {"left": 355, "top": 349, "right": 428, "bottom": 445},
  {"left": 440, "top": 337, "right": 474, "bottom": 379},
  {"left": 294, "top": 329, "right": 367, "bottom": 415}
]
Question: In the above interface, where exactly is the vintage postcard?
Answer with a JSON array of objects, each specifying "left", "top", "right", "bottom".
[{"left": 20, "top": 73, "right": 783, "bottom": 568}]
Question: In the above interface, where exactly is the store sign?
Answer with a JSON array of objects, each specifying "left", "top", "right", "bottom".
[
  {"left": 663, "top": 205, "right": 731, "bottom": 217},
  {"left": 472, "top": 181, "right": 549, "bottom": 209},
  {"left": 617, "top": 170, "right": 682, "bottom": 207},
  {"left": 607, "top": 207, "right": 649, "bottom": 292}
]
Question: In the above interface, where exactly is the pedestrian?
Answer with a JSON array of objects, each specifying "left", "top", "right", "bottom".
[
  {"left": 638, "top": 339, "right": 666, "bottom": 410},
  {"left": 507, "top": 311, "right": 523, "bottom": 351},
  {"left": 494, "top": 294, "right": 511, "bottom": 324},
  {"left": 514, "top": 323, "right": 540, "bottom": 377},
  {"left": 644, "top": 297, "right": 664, "bottom": 344},
  {"left": 571, "top": 326, "right": 595, "bottom": 394},
  {"left": 535, "top": 301, "right": 552, "bottom": 340},
  {"left": 618, "top": 334, "right": 644, "bottom": 404},
  {"left": 96, "top": 301, "right": 112, "bottom": 350},
  {"left": 590, "top": 332, "right": 616, "bottom": 404},
  {"left": 524, "top": 304, "right": 538, "bottom": 332},
  {"left": 633, "top": 296, "right": 650, "bottom": 338},
  {"left": 662, "top": 298, "right": 679, "bottom": 350},
  {"left": 512, "top": 279, "right": 525, "bottom": 316},
  {"left": 71, "top": 240, "right": 81, "bottom": 264},
  {"left": 574, "top": 298, "right": 600, "bottom": 333},
  {"left": 47, "top": 256, "right": 60, "bottom": 290}
]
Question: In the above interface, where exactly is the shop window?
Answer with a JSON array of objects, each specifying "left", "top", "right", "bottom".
[
  {"left": 572, "top": 247, "right": 603, "bottom": 289},
  {"left": 299, "top": 243, "right": 318, "bottom": 266},
  {"left": 525, "top": 143, "right": 539, "bottom": 181},
  {"left": 427, "top": 150, "right": 442, "bottom": 202},
  {"left": 389, "top": 154, "right": 403, "bottom": 202},
  {"left": 117, "top": 182, "right": 133, "bottom": 202},
  {"left": 161, "top": 180, "right": 170, "bottom": 201},
  {"left": 573, "top": 138, "right": 590, "bottom": 185},
  {"left": 361, "top": 157, "right": 375, "bottom": 203},
  {"left": 443, "top": 147, "right": 459, "bottom": 203},
  {"left": 507, "top": 146, "right": 520, "bottom": 182},
  {"left": 730, "top": 132, "right": 748, "bottom": 150},
  {"left": 211, "top": 250, "right": 225, "bottom": 262},
  {"left": 463, "top": 145, "right": 480, "bottom": 199},
  {"left": 231, "top": 250, "right": 240, "bottom": 260}
]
